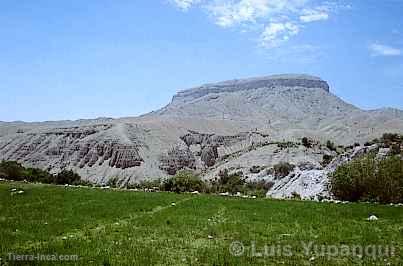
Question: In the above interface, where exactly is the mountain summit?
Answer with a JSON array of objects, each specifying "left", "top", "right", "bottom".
[
  {"left": 173, "top": 74, "right": 330, "bottom": 103},
  {"left": 155, "top": 74, "right": 353, "bottom": 126}
]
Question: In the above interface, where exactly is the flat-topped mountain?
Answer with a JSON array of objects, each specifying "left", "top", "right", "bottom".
[
  {"left": 171, "top": 74, "right": 330, "bottom": 104},
  {"left": 1, "top": 74, "right": 402, "bottom": 193},
  {"left": 155, "top": 74, "right": 349, "bottom": 121}
]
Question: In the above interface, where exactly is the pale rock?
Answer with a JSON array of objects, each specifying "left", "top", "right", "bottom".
[{"left": 367, "top": 215, "right": 379, "bottom": 221}]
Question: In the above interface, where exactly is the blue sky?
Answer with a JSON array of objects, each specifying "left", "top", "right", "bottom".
[{"left": 0, "top": 0, "right": 402, "bottom": 122}]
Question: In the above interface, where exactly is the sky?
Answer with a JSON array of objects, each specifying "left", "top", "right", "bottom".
[{"left": 0, "top": 0, "right": 402, "bottom": 122}]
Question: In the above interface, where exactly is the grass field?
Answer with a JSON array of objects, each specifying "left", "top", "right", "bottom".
[{"left": 1, "top": 181, "right": 402, "bottom": 265}]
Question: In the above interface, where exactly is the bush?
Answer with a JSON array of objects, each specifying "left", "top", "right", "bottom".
[
  {"left": 134, "top": 179, "right": 163, "bottom": 190},
  {"left": 0, "top": 171, "right": 6, "bottom": 179},
  {"left": 273, "top": 162, "right": 294, "bottom": 179},
  {"left": 245, "top": 180, "right": 274, "bottom": 198},
  {"left": 211, "top": 169, "right": 245, "bottom": 194},
  {"left": 291, "top": 191, "right": 301, "bottom": 200},
  {"left": 107, "top": 177, "right": 120, "bottom": 188},
  {"left": 54, "top": 170, "right": 82, "bottom": 185},
  {"left": 390, "top": 144, "right": 401, "bottom": 155},
  {"left": 24, "top": 167, "right": 53, "bottom": 183},
  {"left": 381, "top": 133, "right": 402, "bottom": 145},
  {"left": 330, "top": 155, "right": 403, "bottom": 203},
  {"left": 0, "top": 160, "right": 85, "bottom": 186},
  {"left": 326, "top": 140, "right": 336, "bottom": 151},
  {"left": 322, "top": 154, "right": 334, "bottom": 166},
  {"left": 0, "top": 160, "right": 25, "bottom": 181},
  {"left": 301, "top": 137, "right": 312, "bottom": 148},
  {"left": 162, "top": 170, "right": 206, "bottom": 193}
]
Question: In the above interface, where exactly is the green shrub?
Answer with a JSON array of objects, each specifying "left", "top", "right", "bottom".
[
  {"left": 245, "top": 180, "right": 274, "bottom": 198},
  {"left": 291, "top": 191, "right": 302, "bottom": 200},
  {"left": 273, "top": 162, "right": 295, "bottom": 179},
  {"left": 0, "top": 160, "right": 25, "bottom": 180},
  {"left": 54, "top": 170, "right": 82, "bottom": 185},
  {"left": 134, "top": 179, "right": 163, "bottom": 190},
  {"left": 390, "top": 144, "right": 401, "bottom": 155},
  {"left": 322, "top": 154, "right": 334, "bottom": 166},
  {"left": 107, "top": 177, "right": 120, "bottom": 188},
  {"left": 330, "top": 155, "right": 403, "bottom": 203},
  {"left": 326, "top": 140, "right": 336, "bottom": 151},
  {"left": 381, "top": 133, "right": 402, "bottom": 145},
  {"left": 24, "top": 167, "right": 53, "bottom": 183},
  {"left": 162, "top": 170, "right": 206, "bottom": 193},
  {"left": 0, "top": 171, "right": 6, "bottom": 179},
  {"left": 0, "top": 160, "right": 85, "bottom": 186},
  {"left": 211, "top": 169, "right": 245, "bottom": 194},
  {"left": 301, "top": 137, "right": 312, "bottom": 148}
]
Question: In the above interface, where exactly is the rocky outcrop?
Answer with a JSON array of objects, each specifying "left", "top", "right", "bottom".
[
  {"left": 0, "top": 124, "right": 144, "bottom": 172},
  {"left": 266, "top": 144, "right": 382, "bottom": 200},
  {"left": 180, "top": 130, "right": 241, "bottom": 167},
  {"left": 158, "top": 130, "right": 273, "bottom": 174},
  {"left": 268, "top": 169, "right": 330, "bottom": 200},
  {"left": 159, "top": 145, "right": 196, "bottom": 175}
]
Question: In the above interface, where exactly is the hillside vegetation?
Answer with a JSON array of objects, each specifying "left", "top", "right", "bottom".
[
  {"left": 0, "top": 160, "right": 86, "bottom": 186},
  {"left": 331, "top": 133, "right": 403, "bottom": 203}
]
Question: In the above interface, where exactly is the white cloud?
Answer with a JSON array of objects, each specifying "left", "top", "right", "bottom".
[
  {"left": 369, "top": 43, "right": 401, "bottom": 56},
  {"left": 206, "top": 0, "right": 269, "bottom": 27},
  {"left": 170, "top": 0, "right": 202, "bottom": 11},
  {"left": 260, "top": 22, "right": 300, "bottom": 48},
  {"left": 169, "top": 0, "right": 342, "bottom": 48},
  {"left": 299, "top": 8, "right": 329, "bottom": 22},
  {"left": 205, "top": 0, "right": 308, "bottom": 27}
]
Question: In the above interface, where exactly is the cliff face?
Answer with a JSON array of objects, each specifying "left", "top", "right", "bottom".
[
  {"left": 0, "top": 124, "right": 145, "bottom": 178},
  {"left": 1, "top": 74, "right": 403, "bottom": 193}
]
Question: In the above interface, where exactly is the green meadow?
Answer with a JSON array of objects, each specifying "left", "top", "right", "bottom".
[{"left": 0, "top": 181, "right": 402, "bottom": 265}]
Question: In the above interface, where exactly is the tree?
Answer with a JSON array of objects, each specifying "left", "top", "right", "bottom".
[
  {"left": 210, "top": 169, "right": 246, "bottom": 194},
  {"left": 25, "top": 167, "right": 53, "bottom": 183},
  {"left": 54, "top": 170, "right": 82, "bottom": 185},
  {"left": 330, "top": 155, "right": 403, "bottom": 203},
  {"left": 162, "top": 170, "right": 206, "bottom": 193},
  {"left": 0, "top": 160, "right": 25, "bottom": 180}
]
